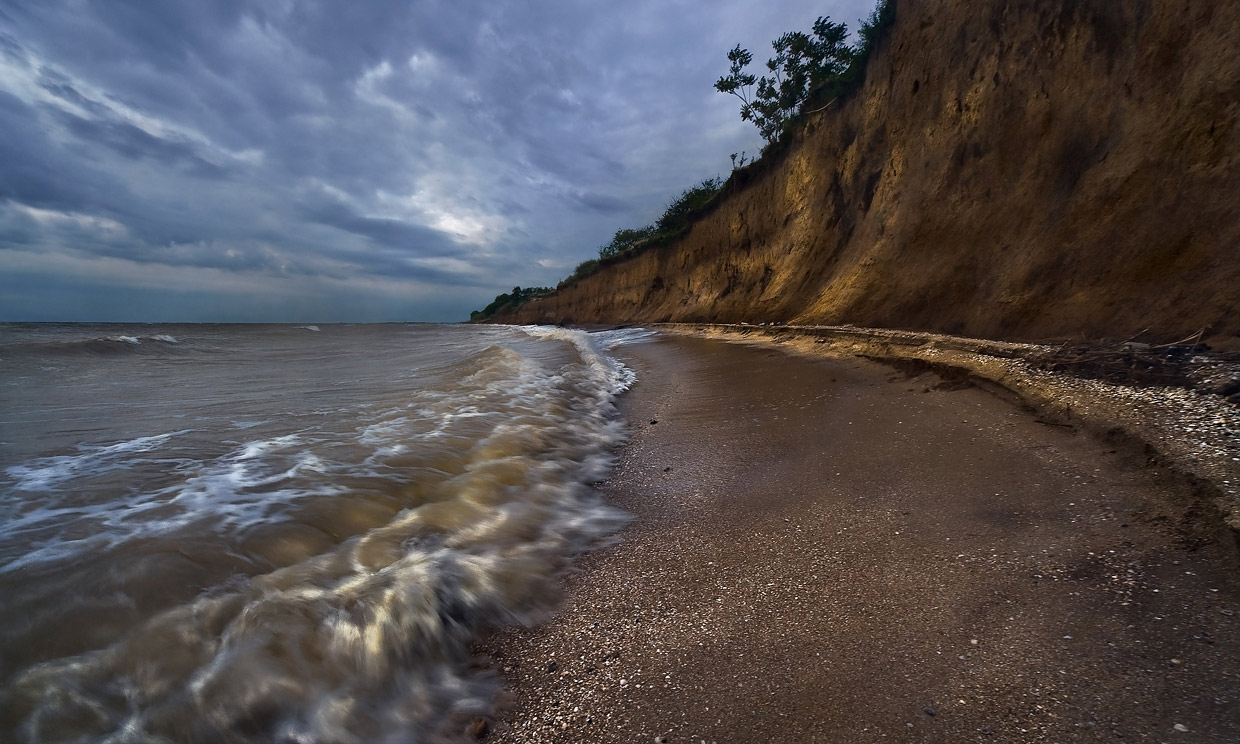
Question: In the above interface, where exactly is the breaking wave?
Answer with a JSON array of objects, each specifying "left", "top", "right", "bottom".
[{"left": 0, "top": 325, "right": 643, "bottom": 743}]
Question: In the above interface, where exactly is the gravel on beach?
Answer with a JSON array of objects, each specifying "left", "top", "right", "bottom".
[{"left": 478, "top": 332, "right": 1240, "bottom": 743}]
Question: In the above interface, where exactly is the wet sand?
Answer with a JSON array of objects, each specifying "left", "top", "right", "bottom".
[{"left": 480, "top": 334, "right": 1240, "bottom": 743}]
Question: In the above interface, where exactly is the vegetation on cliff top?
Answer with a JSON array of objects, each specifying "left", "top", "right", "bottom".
[
  {"left": 471, "top": 0, "right": 895, "bottom": 322},
  {"left": 562, "top": 176, "right": 726, "bottom": 286},
  {"left": 469, "top": 286, "right": 553, "bottom": 322}
]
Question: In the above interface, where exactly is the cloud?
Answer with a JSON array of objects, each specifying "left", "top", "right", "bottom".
[
  {"left": 568, "top": 191, "right": 630, "bottom": 214},
  {"left": 52, "top": 110, "right": 231, "bottom": 179},
  {"left": 0, "top": 90, "right": 139, "bottom": 213},
  {"left": 295, "top": 187, "right": 462, "bottom": 257},
  {"left": 0, "top": 0, "right": 874, "bottom": 321}
]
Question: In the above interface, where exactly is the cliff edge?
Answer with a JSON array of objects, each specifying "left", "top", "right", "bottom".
[{"left": 504, "top": 0, "right": 1240, "bottom": 349}]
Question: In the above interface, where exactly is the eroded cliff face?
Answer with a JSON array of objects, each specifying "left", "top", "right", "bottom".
[{"left": 506, "top": 0, "right": 1240, "bottom": 348}]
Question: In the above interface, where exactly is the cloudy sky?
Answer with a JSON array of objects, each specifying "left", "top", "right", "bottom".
[{"left": 0, "top": 0, "right": 871, "bottom": 322}]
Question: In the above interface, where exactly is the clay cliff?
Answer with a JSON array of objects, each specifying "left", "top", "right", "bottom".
[{"left": 503, "top": 0, "right": 1240, "bottom": 348}]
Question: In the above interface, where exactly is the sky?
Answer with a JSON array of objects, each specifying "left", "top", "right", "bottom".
[{"left": 0, "top": 0, "right": 872, "bottom": 322}]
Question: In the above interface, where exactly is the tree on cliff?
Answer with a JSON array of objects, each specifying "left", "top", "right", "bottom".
[{"left": 714, "top": 16, "right": 853, "bottom": 144}]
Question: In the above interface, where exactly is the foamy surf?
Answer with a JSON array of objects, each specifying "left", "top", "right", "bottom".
[
  {"left": 0, "top": 323, "right": 654, "bottom": 743},
  {"left": 4, "top": 429, "right": 194, "bottom": 493}
]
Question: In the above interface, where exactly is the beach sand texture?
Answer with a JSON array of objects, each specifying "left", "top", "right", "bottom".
[{"left": 482, "top": 334, "right": 1240, "bottom": 743}]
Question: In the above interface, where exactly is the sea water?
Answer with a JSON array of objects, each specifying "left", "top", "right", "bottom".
[{"left": 0, "top": 322, "right": 653, "bottom": 743}]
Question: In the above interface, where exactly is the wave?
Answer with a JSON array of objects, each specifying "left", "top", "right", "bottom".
[
  {"left": 3, "top": 333, "right": 185, "bottom": 359},
  {"left": 2, "top": 327, "right": 635, "bottom": 743}
]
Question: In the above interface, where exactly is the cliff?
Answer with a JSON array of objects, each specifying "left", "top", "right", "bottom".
[{"left": 504, "top": 0, "right": 1240, "bottom": 348}]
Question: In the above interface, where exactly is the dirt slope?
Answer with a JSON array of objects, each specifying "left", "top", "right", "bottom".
[{"left": 504, "top": 0, "right": 1240, "bottom": 348}]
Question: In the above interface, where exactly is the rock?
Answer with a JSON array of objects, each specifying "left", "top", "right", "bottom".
[
  {"left": 465, "top": 717, "right": 488, "bottom": 739},
  {"left": 546, "top": 659, "right": 559, "bottom": 674}
]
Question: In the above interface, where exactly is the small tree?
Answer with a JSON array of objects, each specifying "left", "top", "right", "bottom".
[{"left": 715, "top": 16, "right": 854, "bottom": 144}]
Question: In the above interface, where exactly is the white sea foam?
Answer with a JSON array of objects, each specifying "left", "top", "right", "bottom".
[
  {"left": 594, "top": 326, "right": 659, "bottom": 349},
  {"left": 520, "top": 325, "right": 638, "bottom": 393},
  {"left": 4, "top": 429, "right": 193, "bottom": 492}
]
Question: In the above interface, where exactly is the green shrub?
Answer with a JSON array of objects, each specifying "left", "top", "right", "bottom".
[
  {"left": 587, "top": 176, "right": 724, "bottom": 271},
  {"left": 470, "top": 285, "right": 553, "bottom": 321},
  {"left": 599, "top": 225, "right": 657, "bottom": 260},
  {"left": 561, "top": 258, "right": 601, "bottom": 287},
  {"left": 857, "top": 0, "right": 896, "bottom": 57},
  {"left": 655, "top": 177, "right": 724, "bottom": 235},
  {"left": 841, "top": 0, "right": 895, "bottom": 88}
]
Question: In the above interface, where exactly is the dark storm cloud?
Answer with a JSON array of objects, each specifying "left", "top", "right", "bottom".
[
  {"left": 0, "top": 91, "right": 137, "bottom": 213},
  {"left": 38, "top": 71, "right": 110, "bottom": 118},
  {"left": 0, "top": 0, "right": 873, "bottom": 321},
  {"left": 0, "top": 28, "right": 22, "bottom": 60},
  {"left": 296, "top": 191, "right": 462, "bottom": 257},
  {"left": 53, "top": 110, "right": 230, "bottom": 179},
  {"left": 568, "top": 191, "right": 630, "bottom": 214}
]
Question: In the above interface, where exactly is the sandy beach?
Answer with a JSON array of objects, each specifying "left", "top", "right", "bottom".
[{"left": 479, "top": 332, "right": 1240, "bottom": 743}]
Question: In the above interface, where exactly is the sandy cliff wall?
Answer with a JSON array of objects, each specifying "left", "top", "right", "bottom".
[{"left": 507, "top": 0, "right": 1240, "bottom": 347}]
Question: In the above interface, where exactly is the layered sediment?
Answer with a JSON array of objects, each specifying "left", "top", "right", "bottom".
[{"left": 504, "top": 0, "right": 1240, "bottom": 349}]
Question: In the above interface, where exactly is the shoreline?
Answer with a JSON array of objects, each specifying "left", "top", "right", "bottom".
[
  {"left": 477, "top": 330, "right": 1240, "bottom": 742},
  {"left": 662, "top": 323, "right": 1240, "bottom": 540}
]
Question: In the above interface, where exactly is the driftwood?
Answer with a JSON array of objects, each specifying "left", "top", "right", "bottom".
[{"left": 1031, "top": 329, "right": 1240, "bottom": 400}]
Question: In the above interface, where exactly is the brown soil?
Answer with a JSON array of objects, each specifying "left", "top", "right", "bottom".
[{"left": 476, "top": 333, "right": 1240, "bottom": 743}]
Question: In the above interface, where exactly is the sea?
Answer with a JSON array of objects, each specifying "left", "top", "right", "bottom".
[{"left": 0, "top": 322, "right": 654, "bottom": 743}]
